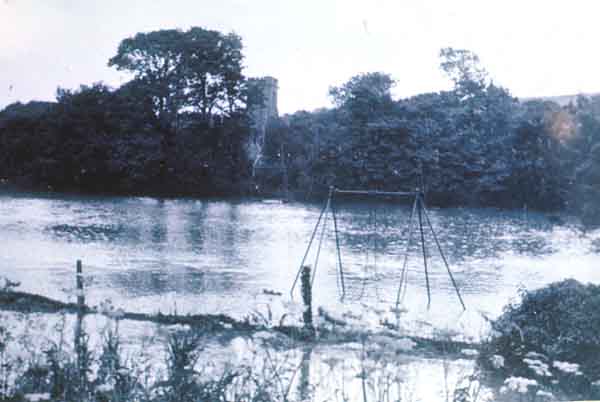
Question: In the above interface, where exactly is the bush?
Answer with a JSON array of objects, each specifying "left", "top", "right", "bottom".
[{"left": 481, "top": 279, "right": 600, "bottom": 400}]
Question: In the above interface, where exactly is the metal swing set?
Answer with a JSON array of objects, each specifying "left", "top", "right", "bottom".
[{"left": 290, "top": 186, "right": 466, "bottom": 311}]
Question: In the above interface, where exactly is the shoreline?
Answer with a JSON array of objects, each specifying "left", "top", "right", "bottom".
[
  {"left": 0, "top": 289, "right": 481, "bottom": 360},
  {"left": 0, "top": 182, "right": 570, "bottom": 216}
]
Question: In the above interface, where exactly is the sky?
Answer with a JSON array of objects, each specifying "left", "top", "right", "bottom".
[{"left": 2, "top": 0, "right": 600, "bottom": 114}]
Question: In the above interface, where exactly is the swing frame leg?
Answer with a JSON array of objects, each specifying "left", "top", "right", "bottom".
[
  {"left": 311, "top": 194, "right": 331, "bottom": 288},
  {"left": 291, "top": 187, "right": 467, "bottom": 311},
  {"left": 417, "top": 194, "right": 432, "bottom": 310},
  {"left": 331, "top": 191, "right": 346, "bottom": 299},
  {"left": 395, "top": 196, "right": 418, "bottom": 309},
  {"left": 290, "top": 189, "right": 332, "bottom": 298},
  {"left": 421, "top": 202, "right": 466, "bottom": 310}
]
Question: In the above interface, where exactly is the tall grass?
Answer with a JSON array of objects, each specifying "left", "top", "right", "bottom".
[{"left": 0, "top": 311, "right": 489, "bottom": 402}]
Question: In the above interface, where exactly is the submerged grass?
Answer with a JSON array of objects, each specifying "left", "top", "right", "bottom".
[
  {"left": 9, "top": 284, "right": 578, "bottom": 401},
  {"left": 0, "top": 315, "right": 290, "bottom": 402},
  {"left": 0, "top": 290, "right": 480, "bottom": 356},
  {"left": 0, "top": 307, "right": 489, "bottom": 402}
]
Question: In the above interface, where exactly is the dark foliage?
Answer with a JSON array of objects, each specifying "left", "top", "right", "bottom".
[
  {"left": 258, "top": 52, "right": 600, "bottom": 220},
  {"left": 2, "top": 36, "right": 600, "bottom": 223},
  {"left": 481, "top": 279, "right": 600, "bottom": 400},
  {"left": 0, "top": 83, "right": 251, "bottom": 197},
  {"left": 261, "top": 80, "right": 577, "bottom": 210}
]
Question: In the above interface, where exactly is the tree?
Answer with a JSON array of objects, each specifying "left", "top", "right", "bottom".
[
  {"left": 439, "top": 47, "right": 488, "bottom": 96},
  {"left": 508, "top": 100, "right": 567, "bottom": 209},
  {"left": 108, "top": 29, "right": 186, "bottom": 130},
  {"left": 571, "top": 95, "right": 600, "bottom": 227},
  {"left": 328, "top": 72, "right": 395, "bottom": 122},
  {"left": 182, "top": 28, "right": 245, "bottom": 119},
  {"left": 108, "top": 27, "right": 245, "bottom": 129}
]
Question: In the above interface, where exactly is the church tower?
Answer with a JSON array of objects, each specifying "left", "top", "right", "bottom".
[{"left": 247, "top": 76, "right": 279, "bottom": 163}]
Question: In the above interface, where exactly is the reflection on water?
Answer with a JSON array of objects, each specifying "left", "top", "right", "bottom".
[{"left": 103, "top": 265, "right": 244, "bottom": 298}]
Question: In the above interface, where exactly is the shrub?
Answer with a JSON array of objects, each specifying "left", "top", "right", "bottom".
[{"left": 481, "top": 279, "right": 600, "bottom": 399}]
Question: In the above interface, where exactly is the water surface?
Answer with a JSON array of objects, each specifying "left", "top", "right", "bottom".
[{"left": 0, "top": 191, "right": 596, "bottom": 338}]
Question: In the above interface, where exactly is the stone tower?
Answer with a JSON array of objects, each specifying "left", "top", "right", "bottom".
[{"left": 247, "top": 76, "right": 279, "bottom": 163}]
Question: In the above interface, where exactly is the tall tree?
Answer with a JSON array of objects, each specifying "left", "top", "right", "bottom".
[
  {"left": 108, "top": 27, "right": 245, "bottom": 128},
  {"left": 328, "top": 72, "right": 395, "bottom": 123},
  {"left": 108, "top": 29, "right": 186, "bottom": 130},
  {"left": 182, "top": 28, "right": 245, "bottom": 119},
  {"left": 439, "top": 47, "right": 488, "bottom": 96}
]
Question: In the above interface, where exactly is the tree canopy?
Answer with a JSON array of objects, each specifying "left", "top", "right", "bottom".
[
  {"left": 439, "top": 47, "right": 489, "bottom": 95},
  {"left": 328, "top": 72, "right": 395, "bottom": 122},
  {"left": 108, "top": 27, "right": 245, "bottom": 129},
  {"left": 3, "top": 34, "right": 600, "bottom": 228}
]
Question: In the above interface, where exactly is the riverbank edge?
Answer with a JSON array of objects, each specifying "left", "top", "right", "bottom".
[
  {"left": 0, "top": 182, "right": 574, "bottom": 218},
  {"left": 0, "top": 289, "right": 481, "bottom": 360}
]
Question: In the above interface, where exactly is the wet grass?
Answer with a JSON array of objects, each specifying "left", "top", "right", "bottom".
[
  {"left": 0, "top": 312, "right": 488, "bottom": 402},
  {"left": 0, "top": 290, "right": 482, "bottom": 359},
  {"left": 0, "top": 289, "right": 495, "bottom": 401}
]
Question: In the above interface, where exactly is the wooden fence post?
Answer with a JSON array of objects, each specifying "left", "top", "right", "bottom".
[
  {"left": 301, "top": 265, "right": 314, "bottom": 335},
  {"left": 74, "top": 259, "right": 87, "bottom": 397},
  {"left": 76, "top": 259, "right": 85, "bottom": 309}
]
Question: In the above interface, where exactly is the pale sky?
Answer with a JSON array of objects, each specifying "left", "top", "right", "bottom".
[{"left": 2, "top": 0, "right": 600, "bottom": 114}]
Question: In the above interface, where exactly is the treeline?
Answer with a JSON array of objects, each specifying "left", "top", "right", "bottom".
[
  {"left": 259, "top": 49, "right": 600, "bottom": 223},
  {"left": 0, "top": 27, "right": 257, "bottom": 196},
  {"left": 0, "top": 84, "right": 250, "bottom": 196},
  {"left": 1, "top": 28, "right": 600, "bottom": 224}
]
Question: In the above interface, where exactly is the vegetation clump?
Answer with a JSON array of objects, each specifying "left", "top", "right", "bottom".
[{"left": 480, "top": 279, "right": 600, "bottom": 400}]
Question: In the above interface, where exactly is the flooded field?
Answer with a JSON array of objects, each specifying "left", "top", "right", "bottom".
[{"left": 0, "top": 191, "right": 597, "bottom": 400}]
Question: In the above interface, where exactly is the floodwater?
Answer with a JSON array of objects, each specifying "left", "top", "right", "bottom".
[{"left": 0, "top": 191, "right": 597, "bottom": 400}]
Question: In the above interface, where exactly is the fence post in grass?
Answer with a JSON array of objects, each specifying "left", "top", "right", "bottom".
[
  {"left": 300, "top": 265, "right": 314, "bottom": 335},
  {"left": 76, "top": 259, "right": 85, "bottom": 310},
  {"left": 74, "top": 259, "right": 87, "bottom": 397}
]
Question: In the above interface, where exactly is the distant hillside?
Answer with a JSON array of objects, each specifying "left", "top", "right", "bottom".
[{"left": 519, "top": 93, "right": 600, "bottom": 107}]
